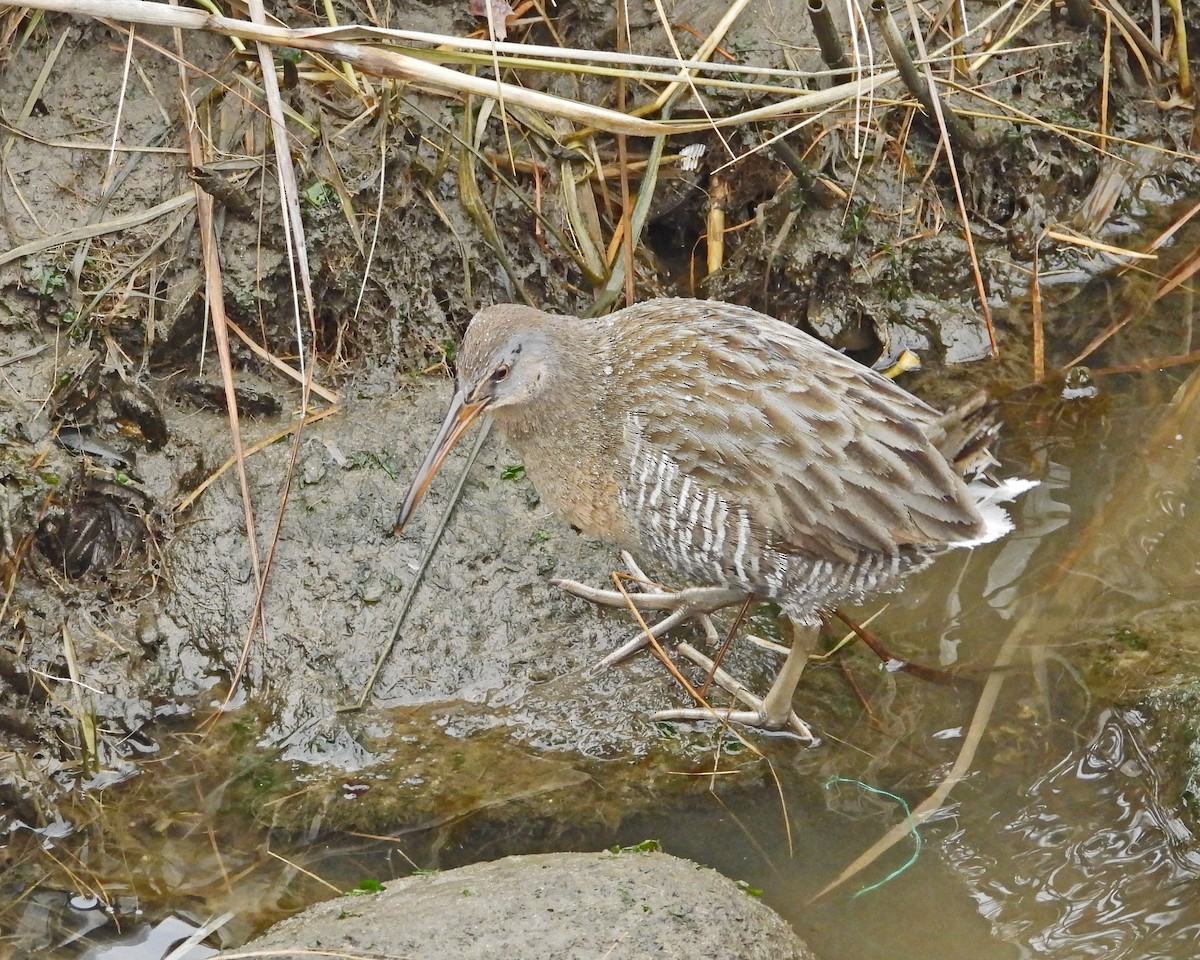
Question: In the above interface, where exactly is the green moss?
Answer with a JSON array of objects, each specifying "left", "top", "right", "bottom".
[
  {"left": 1109, "top": 627, "right": 1149, "bottom": 652},
  {"left": 611, "top": 839, "right": 661, "bottom": 854},
  {"left": 346, "top": 879, "right": 385, "bottom": 896}
]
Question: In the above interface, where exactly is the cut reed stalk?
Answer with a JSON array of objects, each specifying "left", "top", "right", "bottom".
[
  {"left": 807, "top": 0, "right": 850, "bottom": 74},
  {"left": 870, "top": 0, "right": 980, "bottom": 154}
]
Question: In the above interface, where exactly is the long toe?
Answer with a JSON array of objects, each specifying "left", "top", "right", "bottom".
[{"left": 669, "top": 641, "right": 817, "bottom": 740}]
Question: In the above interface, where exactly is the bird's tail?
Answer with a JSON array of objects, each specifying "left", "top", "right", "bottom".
[
  {"left": 934, "top": 390, "right": 1039, "bottom": 547},
  {"left": 932, "top": 390, "right": 1001, "bottom": 478}
]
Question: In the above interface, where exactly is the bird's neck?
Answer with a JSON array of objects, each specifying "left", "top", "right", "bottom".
[{"left": 491, "top": 328, "right": 632, "bottom": 543}]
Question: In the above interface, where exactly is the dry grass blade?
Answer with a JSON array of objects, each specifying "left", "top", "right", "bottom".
[
  {"left": 174, "top": 408, "right": 339, "bottom": 513},
  {"left": 1152, "top": 242, "right": 1200, "bottom": 302},
  {"left": 0, "top": 193, "right": 195, "bottom": 268},
  {"left": 813, "top": 597, "right": 1038, "bottom": 900},
  {"left": 591, "top": 118, "right": 670, "bottom": 312},
  {"left": 1130, "top": 196, "right": 1200, "bottom": 260},
  {"left": 1063, "top": 236, "right": 1200, "bottom": 370},
  {"left": 216, "top": 950, "right": 388, "bottom": 959},
  {"left": 160, "top": 912, "right": 235, "bottom": 960},
  {"left": 559, "top": 161, "right": 607, "bottom": 285},
  {"left": 1042, "top": 228, "right": 1159, "bottom": 261},
  {"left": 1030, "top": 246, "right": 1045, "bottom": 383},
  {"left": 614, "top": 0, "right": 634, "bottom": 305},
  {"left": 1164, "top": 0, "right": 1191, "bottom": 97},
  {"left": 346, "top": 121, "right": 393, "bottom": 351},
  {"left": 219, "top": 0, "right": 331, "bottom": 713},
  {"left": 423, "top": 52, "right": 827, "bottom": 97},
  {"left": 968, "top": 0, "right": 1050, "bottom": 72},
  {"left": 1063, "top": 301, "right": 1143, "bottom": 370},
  {"left": 706, "top": 178, "right": 729, "bottom": 279},
  {"left": 894, "top": 0, "right": 995, "bottom": 354},
  {"left": 224, "top": 317, "right": 339, "bottom": 405},
  {"left": 61, "top": 623, "right": 98, "bottom": 774},
  {"left": 255, "top": 21, "right": 814, "bottom": 79},
  {"left": 1090, "top": 348, "right": 1200, "bottom": 376},
  {"left": 643, "top": 0, "right": 747, "bottom": 153},
  {"left": 4, "top": 21, "right": 70, "bottom": 160},
  {"left": 1059, "top": 358, "right": 1200, "bottom": 614},
  {"left": 0, "top": 115, "right": 187, "bottom": 153},
  {"left": 266, "top": 849, "right": 342, "bottom": 894},
  {"left": 168, "top": 11, "right": 266, "bottom": 711},
  {"left": 18, "top": 0, "right": 898, "bottom": 136},
  {"left": 320, "top": 135, "right": 364, "bottom": 255},
  {"left": 1093, "top": 0, "right": 1168, "bottom": 68},
  {"left": 458, "top": 98, "right": 534, "bottom": 304},
  {"left": 874, "top": 0, "right": 978, "bottom": 154}
]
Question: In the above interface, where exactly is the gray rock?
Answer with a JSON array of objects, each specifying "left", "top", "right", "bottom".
[{"left": 234, "top": 850, "right": 816, "bottom": 960}]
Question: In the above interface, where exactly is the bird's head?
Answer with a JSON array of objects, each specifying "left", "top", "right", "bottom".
[
  {"left": 455, "top": 305, "right": 557, "bottom": 414},
  {"left": 393, "top": 305, "right": 559, "bottom": 534}
]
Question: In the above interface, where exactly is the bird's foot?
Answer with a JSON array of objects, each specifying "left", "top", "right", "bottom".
[
  {"left": 653, "top": 642, "right": 818, "bottom": 742},
  {"left": 552, "top": 554, "right": 818, "bottom": 741},
  {"left": 550, "top": 551, "right": 745, "bottom": 671}
]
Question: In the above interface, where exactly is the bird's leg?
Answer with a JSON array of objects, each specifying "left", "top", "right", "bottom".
[
  {"left": 655, "top": 640, "right": 816, "bottom": 741},
  {"left": 551, "top": 551, "right": 746, "bottom": 670},
  {"left": 653, "top": 620, "right": 819, "bottom": 740},
  {"left": 554, "top": 556, "right": 817, "bottom": 740},
  {"left": 553, "top": 551, "right": 733, "bottom": 612},
  {"left": 759, "top": 621, "right": 818, "bottom": 728}
]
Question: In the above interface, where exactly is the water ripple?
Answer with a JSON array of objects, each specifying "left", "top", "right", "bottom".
[{"left": 943, "top": 709, "right": 1200, "bottom": 958}]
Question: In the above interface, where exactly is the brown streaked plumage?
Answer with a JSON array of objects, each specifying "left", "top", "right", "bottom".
[{"left": 396, "top": 298, "right": 1031, "bottom": 737}]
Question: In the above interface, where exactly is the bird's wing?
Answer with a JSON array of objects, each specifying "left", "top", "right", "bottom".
[{"left": 612, "top": 300, "right": 985, "bottom": 563}]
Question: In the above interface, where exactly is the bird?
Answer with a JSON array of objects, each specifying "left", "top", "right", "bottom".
[{"left": 394, "top": 298, "right": 1033, "bottom": 738}]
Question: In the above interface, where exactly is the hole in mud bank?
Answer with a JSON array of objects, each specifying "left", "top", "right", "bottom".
[
  {"left": 170, "top": 381, "right": 283, "bottom": 418},
  {"left": 646, "top": 194, "right": 706, "bottom": 283},
  {"left": 314, "top": 303, "right": 345, "bottom": 357}
]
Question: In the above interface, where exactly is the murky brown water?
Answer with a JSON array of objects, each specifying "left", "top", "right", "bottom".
[{"left": 7, "top": 312, "right": 1200, "bottom": 959}]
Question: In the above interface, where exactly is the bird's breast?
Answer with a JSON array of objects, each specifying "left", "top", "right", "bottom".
[
  {"left": 526, "top": 453, "right": 634, "bottom": 544},
  {"left": 500, "top": 417, "right": 636, "bottom": 547}
]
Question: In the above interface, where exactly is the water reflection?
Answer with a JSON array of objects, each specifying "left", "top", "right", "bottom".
[
  {"left": 945, "top": 708, "right": 1200, "bottom": 959},
  {"left": 6, "top": 889, "right": 218, "bottom": 960}
]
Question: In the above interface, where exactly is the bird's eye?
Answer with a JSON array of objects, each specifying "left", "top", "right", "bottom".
[{"left": 491, "top": 364, "right": 511, "bottom": 383}]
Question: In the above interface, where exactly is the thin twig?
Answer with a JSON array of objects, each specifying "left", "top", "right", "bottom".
[
  {"left": 0, "top": 193, "right": 195, "bottom": 268},
  {"left": 348, "top": 420, "right": 492, "bottom": 709}
]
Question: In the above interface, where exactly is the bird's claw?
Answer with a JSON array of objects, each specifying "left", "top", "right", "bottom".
[
  {"left": 553, "top": 555, "right": 817, "bottom": 739},
  {"left": 654, "top": 642, "right": 817, "bottom": 742},
  {"left": 552, "top": 552, "right": 742, "bottom": 670}
]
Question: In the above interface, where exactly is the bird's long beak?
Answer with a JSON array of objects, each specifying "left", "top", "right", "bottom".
[{"left": 394, "top": 389, "right": 488, "bottom": 535}]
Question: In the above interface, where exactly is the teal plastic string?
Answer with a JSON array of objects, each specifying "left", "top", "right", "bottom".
[{"left": 824, "top": 777, "right": 922, "bottom": 897}]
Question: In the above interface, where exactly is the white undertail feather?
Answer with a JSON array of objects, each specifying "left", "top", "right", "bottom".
[{"left": 954, "top": 477, "right": 1041, "bottom": 549}]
